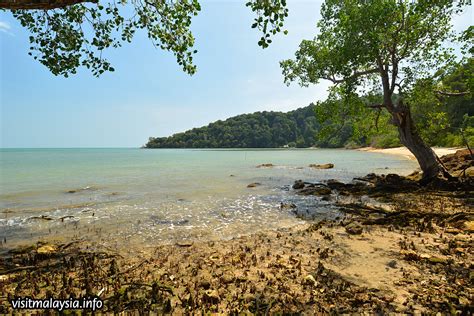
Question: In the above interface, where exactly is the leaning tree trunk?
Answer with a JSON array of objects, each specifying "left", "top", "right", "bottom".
[{"left": 389, "top": 100, "right": 449, "bottom": 181}]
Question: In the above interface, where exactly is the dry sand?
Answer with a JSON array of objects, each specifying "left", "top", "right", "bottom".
[{"left": 358, "top": 146, "right": 461, "bottom": 160}]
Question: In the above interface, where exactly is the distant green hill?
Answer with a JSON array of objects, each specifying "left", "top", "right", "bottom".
[{"left": 145, "top": 104, "right": 324, "bottom": 148}]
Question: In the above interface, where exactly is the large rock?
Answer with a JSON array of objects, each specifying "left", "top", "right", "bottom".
[
  {"left": 292, "top": 180, "right": 305, "bottom": 190},
  {"left": 309, "top": 163, "right": 334, "bottom": 169}
]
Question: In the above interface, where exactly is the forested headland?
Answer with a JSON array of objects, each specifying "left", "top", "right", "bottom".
[{"left": 146, "top": 59, "right": 473, "bottom": 149}]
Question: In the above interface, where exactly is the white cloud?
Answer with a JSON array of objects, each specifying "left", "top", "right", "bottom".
[{"left": 0, "top": 21, "right": 13, "bottom": 36}]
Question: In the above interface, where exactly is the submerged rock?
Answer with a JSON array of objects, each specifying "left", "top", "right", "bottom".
[
  {"left": 309, "top": 163, "right": 334, "bottom": 169},
  {"left": 66, "top": 186, "right": 98, "bottom": 194},
  {"left": 247, "top": 182, "right": 261, "bottom": 188},
  {"left": 280, "top": 202, "right": 297, "bottom": 210},
  {"left": 256, "top": 163, "right": 274, "bottom": 168},
  {"left": 150, "top": 216, "right": 190, "bottom": 226},
  {"left": 299, "top": 186, "right": 332, "bottom": 196}
]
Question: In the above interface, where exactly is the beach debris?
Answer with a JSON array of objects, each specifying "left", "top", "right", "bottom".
[
  {"left": 309, "top": 163, "right": 334, "bottom": 169},
  {"left": 28, "top": 215, "right": 54, "bottom": 221},
  {"left": 59, "top": 215, "right": 75, "bottom": 222},
  {"left": 256, "top": 163, "right": 274, "bottom": 168},
  {"left": 247, "top": 182, "right": 261, "bottom": 188}
]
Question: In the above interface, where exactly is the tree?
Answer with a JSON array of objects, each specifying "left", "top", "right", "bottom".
[
  {"left": 280, "top": 0, "right": 471, "bottom": 181},
  {"left": 1, "top": 0, "right": 288, "bottom": 77}
]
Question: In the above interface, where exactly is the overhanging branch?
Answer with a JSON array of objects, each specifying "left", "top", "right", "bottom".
[
  {"left": 322, "top": 68, "right": 379, "bottom": 84},
  {"left": 0, "top": 0, "right": 97, "bottom": 10}
]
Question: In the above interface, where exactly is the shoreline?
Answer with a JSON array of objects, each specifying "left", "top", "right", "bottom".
[
  {"left": 2, "top": 180, "right": 471, "bottom": 313},
  {"left": 0, "top": 149, "right": 471, "bottom": 313},
  {"left": 357, "top": 146, "right": 462, "bottom": 161}
]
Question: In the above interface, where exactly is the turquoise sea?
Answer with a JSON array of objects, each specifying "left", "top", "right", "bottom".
[{"left": 0, "top": 148, "right": 416, "bottom": 252}]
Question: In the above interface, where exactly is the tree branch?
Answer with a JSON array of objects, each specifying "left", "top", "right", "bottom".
[
  {"left": 323, "top": 68, "right": 379, "bottom": 84},
  {"left": 0, "top": 0, "right": 97, "bottom": 10}
]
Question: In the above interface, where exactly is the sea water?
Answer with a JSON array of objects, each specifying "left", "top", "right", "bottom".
[{"left": 0, "top": 148, "right": 416, "bottom": 251}]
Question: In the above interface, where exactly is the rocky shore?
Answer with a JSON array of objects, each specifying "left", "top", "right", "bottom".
[{"left": 0, "top": 150, "right": 472, "bottom": 314}]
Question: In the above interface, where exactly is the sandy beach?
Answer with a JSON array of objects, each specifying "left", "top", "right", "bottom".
[{"left": 358, "top": 146, "right": 462, "bottom": 161}]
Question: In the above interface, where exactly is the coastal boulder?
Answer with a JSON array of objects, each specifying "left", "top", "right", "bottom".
[
  {"left": 309, "top": 163, "right": 334, "bottom": 169},
  {"left": 345, "top": 222, "right": 363, "bottom": 235}
]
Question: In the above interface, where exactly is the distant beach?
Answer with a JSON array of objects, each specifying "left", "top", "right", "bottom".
[{"left": 357, "top": 146, "right": 461, "bottom": 161}]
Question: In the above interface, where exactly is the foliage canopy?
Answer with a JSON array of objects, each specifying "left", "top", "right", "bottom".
[{"left": 5, "top": 0, "right": 289, "bottom": 77}]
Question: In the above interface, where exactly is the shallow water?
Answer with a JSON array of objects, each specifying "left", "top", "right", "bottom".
[{"left": 0, "top": 148, "right": 416, "bottom": 251}]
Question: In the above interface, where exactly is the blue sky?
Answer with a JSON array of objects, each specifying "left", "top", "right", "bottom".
[{"left": 0, "top": 1, "right": 472, "bottom": 148}]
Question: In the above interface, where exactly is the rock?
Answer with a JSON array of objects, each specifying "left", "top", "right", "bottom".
[
  {"left": 292, "top": 180, "right": 305, "bottom": 189},
  {"left": 256, "top": 163, "right": 274, "bottom": 168},
  {"left": 386, "top": 260, "right": 398, "bottom": 269},
  {"left": 247, "top": 182, "right": 261, "bottom": 188},
  {"left": 345, "top": 222, "right": 363, "bottom": 235},
  {"left": 280, "top": 202, "right": 297, "bottom": 210},
  {"left": 304, "top": 274, "right": 317, "bottom": 286},
  {"left": 203, "top": 290, "right": 219, "bottom": 304},
  {"left": 309, "top": 163, "right": 334, "bottom": 169}
]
